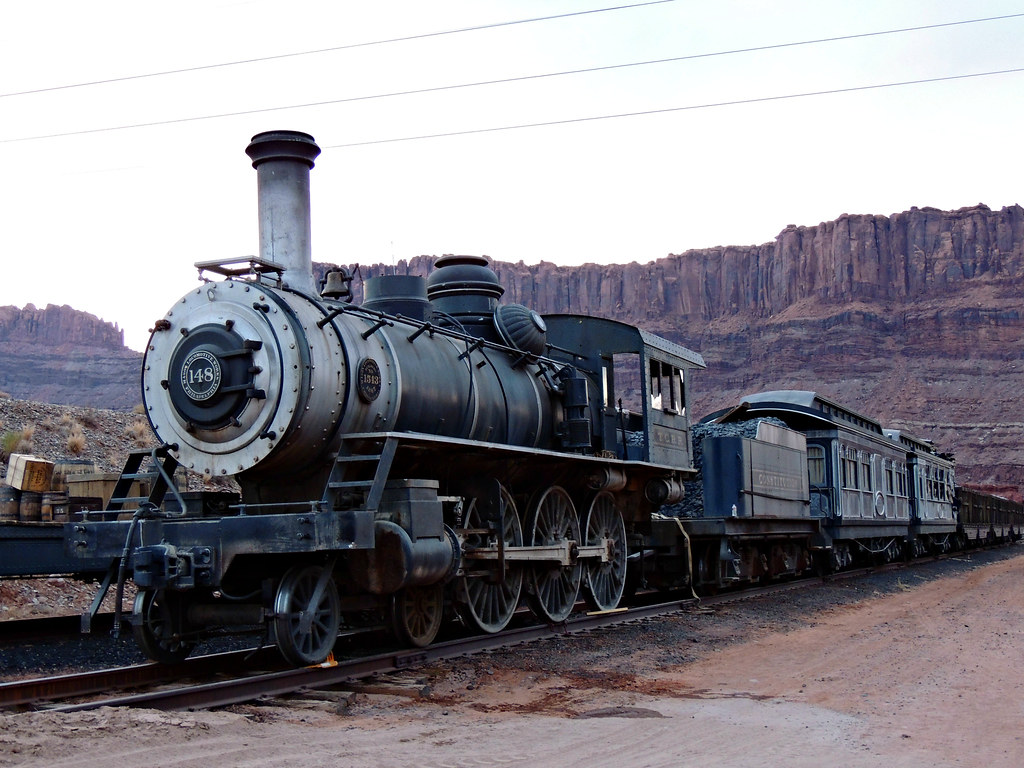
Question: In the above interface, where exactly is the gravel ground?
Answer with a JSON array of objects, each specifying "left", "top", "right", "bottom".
[
  {"left": 0, "top": 545, "right": 1017, "bottom": 684},
  {"left": 1, "top": 544, "right": 1022, "bottom": 767}
]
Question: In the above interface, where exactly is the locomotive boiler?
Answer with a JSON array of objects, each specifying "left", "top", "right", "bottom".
[
  {"left": 69, "top": 130, "right": 704, "bottom": 665},
  {"left": 150, "top": 131, "right": 566, "bottom": 504}
]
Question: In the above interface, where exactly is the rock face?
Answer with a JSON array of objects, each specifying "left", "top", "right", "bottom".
[
  {"left": 0, "top": 304, "right": 141, "bottom": 410},
  {"left": 337, "top": 203, "right": 1024, "bottom": 493},
  {"left": 4, "top": 203, "right": 1022, "bottom": 492}
]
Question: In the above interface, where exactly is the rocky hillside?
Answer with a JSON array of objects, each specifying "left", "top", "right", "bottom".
[
  {"left": 0, "top": 304, "right": 140, "bottom": 409},
  {"left": 3, "top": 202, "right": 1021, "bottom": 494},
  {"left": 338, "top": 203, "right": 1024, "bottom": 493},
  {"left": 0, "top": 397, "right": 155, "bottom": 477}
]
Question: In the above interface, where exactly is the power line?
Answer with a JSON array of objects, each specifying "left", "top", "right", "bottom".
[
  {"left": 0, "top": 0, "right": 675, "bottom": 99},
  {"left": 3, "top": 11, "right": 1021, "bottom": 145},
  {"left": 325, "top": 68, "right": 1024, "bottom": 148}
]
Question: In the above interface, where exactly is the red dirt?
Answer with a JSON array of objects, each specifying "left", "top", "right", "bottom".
[{"left": 2, "top": 550, "right": 1022, "bottom": 767}]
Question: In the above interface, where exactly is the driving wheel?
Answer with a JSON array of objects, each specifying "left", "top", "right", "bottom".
[
  {"left": 525, "top": 485, "right": 582, "bottom": 623},
  {"left": 582, "top": 491, "right": 627, "bottom": 611},
  {"left": 456, "top": 484, "right": 524, "bottom": 633}
]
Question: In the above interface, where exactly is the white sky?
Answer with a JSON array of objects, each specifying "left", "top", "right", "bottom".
[{"left": 2, "top": 0, "right": 1022, "bottom": 352}]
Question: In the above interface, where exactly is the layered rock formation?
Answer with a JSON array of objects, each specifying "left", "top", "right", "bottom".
[
  {"left": 3, "top": 202, "right": 1021, "bottom": 493},
  {"left": 337, "top": 203, "right": 1024, "bottom": 493},
  {"left": 0, "top": 304, "right": 141, "bottom": 409}
]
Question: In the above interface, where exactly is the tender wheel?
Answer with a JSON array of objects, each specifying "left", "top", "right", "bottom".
[
  {"left": 391, "top": 583, "right": 444, "bottom": 647},
  {"left": 457, "top": 485, "right": 524, "bottom": 633},
  {"left": 132, "top": 588, "right": 195, "bottom": 664},
  {"left": 582, "top": 491, "right": 628, "bottom": 611},
  {"left": 525, "top": 486, "right": 582, "bottom": 623},
  {"left": 273, "top": 564, "right": 342, "bottom": 666}
]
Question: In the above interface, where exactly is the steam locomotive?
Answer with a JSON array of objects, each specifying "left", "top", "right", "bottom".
[
  {"left": 68, "top": 130, "right": 706, "bottom": 665},
  {"left": 64, "top": 130, "right": 1021, "bottom": 666}
]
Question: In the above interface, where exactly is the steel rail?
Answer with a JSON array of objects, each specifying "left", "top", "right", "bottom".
[
  {"left": 0, "top": 646, "right": 285, "bottom": 709},
  {"left": 44, "top": 600, "right": 698, "bottom": 712},
  {"left": 9, "top": 544, "right": 1014, "bottom": 712}
]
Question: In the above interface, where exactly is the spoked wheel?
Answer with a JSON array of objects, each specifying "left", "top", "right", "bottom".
[
  {"left": 525, "top": 486, "right": 582, "bottom": 623},
  {"left": 391, "top": 583, "right": 445, "bottom": 647},
  {"left": 273, "top": 564, "right": 342, "bottom": 666},
  {"left": 456, "top": 485, "right": 524, "bottom": 633},
  {"left": 132, "top": 588, "right": 195, "bottom": 664},
  {"left": 582, "top": 491, "right": 628, "bottom": 612}
]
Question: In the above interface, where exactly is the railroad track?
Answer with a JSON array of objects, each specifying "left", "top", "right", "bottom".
[
  {"left": 0, "top": 596, "right": 697, "bottom": 712},
  {"left": 0, "top": 549, "right": 1001, "bottom": 713},
  {"left": 0, "top": 613, "right": 117, "bottom": 645}
]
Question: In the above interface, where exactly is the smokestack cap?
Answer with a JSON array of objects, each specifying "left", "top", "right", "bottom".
[{"left": 245, "top": 130, "right": 321, "bottom": 169}]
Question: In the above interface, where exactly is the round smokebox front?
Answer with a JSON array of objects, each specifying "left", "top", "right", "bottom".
[
  {"left": 166, "top": 324, "right": 255, "bottom": 430},
  {"left": 142, "top": 279, "right": 303, "bottom": 477}
]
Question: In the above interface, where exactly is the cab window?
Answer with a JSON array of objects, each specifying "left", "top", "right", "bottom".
[{"left": 649, "top": 360, "right": 684, "bottom": 415}]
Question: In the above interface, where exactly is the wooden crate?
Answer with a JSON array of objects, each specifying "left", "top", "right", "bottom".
[
  {"left": 4, "top": 454, "right": 55, "bottom": 493},
  {"left": 66, "top": 472, "right": 151, "bottom": 508}
]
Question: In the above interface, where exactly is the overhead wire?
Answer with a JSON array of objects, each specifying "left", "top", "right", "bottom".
[
  {"left": 326, "top": 67, "right": 1024, "bottom": 148},
  {"left": 1, "top": 11, "right": 1022, "bottom": 146},
  {"left": 0, "top": 0, "right": 676, "bottom": 99}
]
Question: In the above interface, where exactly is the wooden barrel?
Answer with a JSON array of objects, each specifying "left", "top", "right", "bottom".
[
  {"left": 51, "top": 459, "right": 98, "bottom": 494},
  {"left": 0, "top": 486, "right": 19, "bottom": 522},
  {"left": 19, "top": 491, "right": 42, "bottom": 522},
  {"left": 45, "top": 491, "right": 70, "bottom": 522}
]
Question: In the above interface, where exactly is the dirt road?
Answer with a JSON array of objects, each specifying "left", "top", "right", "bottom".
[{"left": 2, "top": 548, "right": 1022, "bottom": 767}]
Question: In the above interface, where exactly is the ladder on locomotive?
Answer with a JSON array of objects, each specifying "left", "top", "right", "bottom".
[
  {"left": 105, "top": 446, "right": 182, "bottom": 513},
  {"left": 322, "top": 435, "right": 399, "bottom": 514}
]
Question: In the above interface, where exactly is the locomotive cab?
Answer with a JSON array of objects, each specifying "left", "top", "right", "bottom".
[{"left": 542, "top": 315, "right": 704, "bottom": 470}]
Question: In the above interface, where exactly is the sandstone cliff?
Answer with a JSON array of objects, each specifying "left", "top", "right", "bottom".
[
  {"left": 0, "top": 304, "right": 141, "bottom": 409},
  {"left": 335, "top": 203, "right": 1024, "bottom": 492},
  {"left": 2, "top": 203, "right": 1020, "bottom": 492}
]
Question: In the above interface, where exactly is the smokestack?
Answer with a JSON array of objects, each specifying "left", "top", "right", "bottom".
[{"left": 244, "top": 130, "right": 321, "bottom": 294}]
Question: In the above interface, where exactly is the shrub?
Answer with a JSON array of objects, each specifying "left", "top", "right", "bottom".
[
  {"left": 0, "top": 431, "right": 19, "bottom": 455},
  {"left": 2, "top": 426, "right": 35, "bottom": 456},
  {"left": 77, "top": 411, "right": 99, "bottom": 430},
  {"left": 65, "top": 421, "right": 86, "bottom": 455},
  {"left": 66, "top": 430, "right": 86, "bottom": 455},
  {"left": 125, "top": 419, "right": 153, "bottom": 447}
]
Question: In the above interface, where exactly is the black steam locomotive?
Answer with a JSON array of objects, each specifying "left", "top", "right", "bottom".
[
  {"left": 63, "top": 130, "right": 1021, "bottom": 667},
  {"left": 68, "top": 130, "right": 705, "bottom": 665}
]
